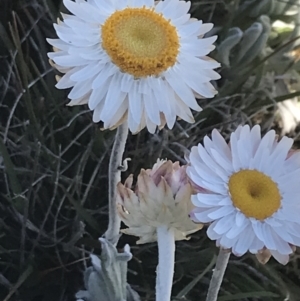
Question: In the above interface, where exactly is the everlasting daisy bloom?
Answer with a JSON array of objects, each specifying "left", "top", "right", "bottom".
[
  {"left": 187, "top": 125, "right": 300, "bottom": 265},
  {"left": 47, "top": 0, "right": 220, "bottom": 133},
  {"left": 117, "top": 159, "right": 202, "bottom": 301},
  {"left": 117, "top": 159, "right": 202, "bottom": 243}
]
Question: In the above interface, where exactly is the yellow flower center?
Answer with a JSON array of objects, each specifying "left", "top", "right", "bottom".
[
  {"left": 228, "top": 170, "right": 281, "bottom": 220},
  {"left": 101, "top": 7, "right": 179, "bottom": 78}
]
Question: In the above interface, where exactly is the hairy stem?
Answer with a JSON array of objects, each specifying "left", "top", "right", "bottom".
[
  {"left": 156, "top": 225, "right": 175, "bottom": 301},
  {"left": 104, "top": 123, "right": 128, "bottom": 245},
  {"left": 206, "top": 248, "right": 230, "bottom": 301}
]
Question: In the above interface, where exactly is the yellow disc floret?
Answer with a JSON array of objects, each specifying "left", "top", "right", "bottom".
[
  {"left": 101, "top": 7, "right": 179, "bottom": 78},
  {"left": 228, "top": 169, "right": 281, "bottom": 220}
]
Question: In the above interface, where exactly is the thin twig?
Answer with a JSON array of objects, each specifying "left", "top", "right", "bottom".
[
  {"left": 206, "top": 248, "right": 231, "bottom": 301},
  {"left": 104, "top": 123, "right": 128, "bottom": 245}
]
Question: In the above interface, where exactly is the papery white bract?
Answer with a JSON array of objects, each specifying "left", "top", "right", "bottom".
[
  {"left": 187, "top": 125, "right": 300, "bottom": 265},
  {"left": 117, "top": 160, "right": 202, "bottom": 243},
  {"left": 48, "top": 0, "right": 220, "bottom": 133}
]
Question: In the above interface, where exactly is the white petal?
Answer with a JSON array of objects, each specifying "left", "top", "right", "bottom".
[
  {"left": 269, "top": 250, "right": 290, "bottom": 265},
  {"left": 151, "top": 78, "right": 176, "bottom": 128},
  {"left": 70, "top": 62, "right": 104, "bottom": 81},
  {"left": 145, "top": 114, "right": 157, "bottom": 133},
  {"left": 233, "top": 226, "right": 255, "bottom": 256},
  {"left": 92, "top": 100, "right": 105, "bottom": 123},
  {"left": 252, "top": 130, "right": 275, "bottom": 171},
  {"left": 235, "top": 211, "right": 246, "bottom": 227},
  {"left": 226, "top": 219, "right": 248, "bottom": 239},
  {"left": 128, "top": 82, "right": 143, "bottom": 124},
  {"left": 92, "top": 63, "right": 117, "bottom": 89},
  {"left": 207, "top": 205, "right": 235, "bottom": 219},
  {"left": 63, "top": 0, "right": 106, "bottom": 23},
  {"left": 100, "top": 74, "right": 127, "bottom": 121},
  {"left": 195, "top": 193, "right": 226, "bottom": 206},
  {"left": 68, "top": 77, "right": 93, "bottom": 99},
  {"left": 143, "top": 90, "right": 161, "bottom": 125},
  {"left": 210, "top": 214, "right": 236, "bottom": 235},
  {"left": 193, "top": 208, "right": 218, "bottom": 223},
  {"left": 105, "top": 99, "right": 128, "bottom": 128},
  {"left": 88, "top": 86, "right": 108, "bottom": 110},
  {"left": 251, "top": 222, "right": 265, "bottom": 242}
]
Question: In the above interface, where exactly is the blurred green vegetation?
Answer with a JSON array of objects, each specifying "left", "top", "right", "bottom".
[{"left": 0, "top": 0, "right": 300, "bottom": 300}]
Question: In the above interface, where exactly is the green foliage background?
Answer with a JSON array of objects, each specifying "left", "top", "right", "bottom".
[{"left": 1, "top": 0, "right": 300, "bottom": 300}]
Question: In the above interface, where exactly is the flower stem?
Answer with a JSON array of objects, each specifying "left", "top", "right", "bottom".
[
  {"left": 156, "top": 225, "right": 175, "bottom": 301},
  {"left": 104, "top": 123, "right": 128, "bottom": 245},
  {"left": 206, "top": 248, "right": 230, "bottom": 301}
]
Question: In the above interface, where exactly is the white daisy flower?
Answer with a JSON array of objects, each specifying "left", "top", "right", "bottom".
[
  {"left": 187, "top": 124, "right": 300, "bottom": 265},
  {"left": 47, "top": 0, "right": 220, "bottom": 133}
]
